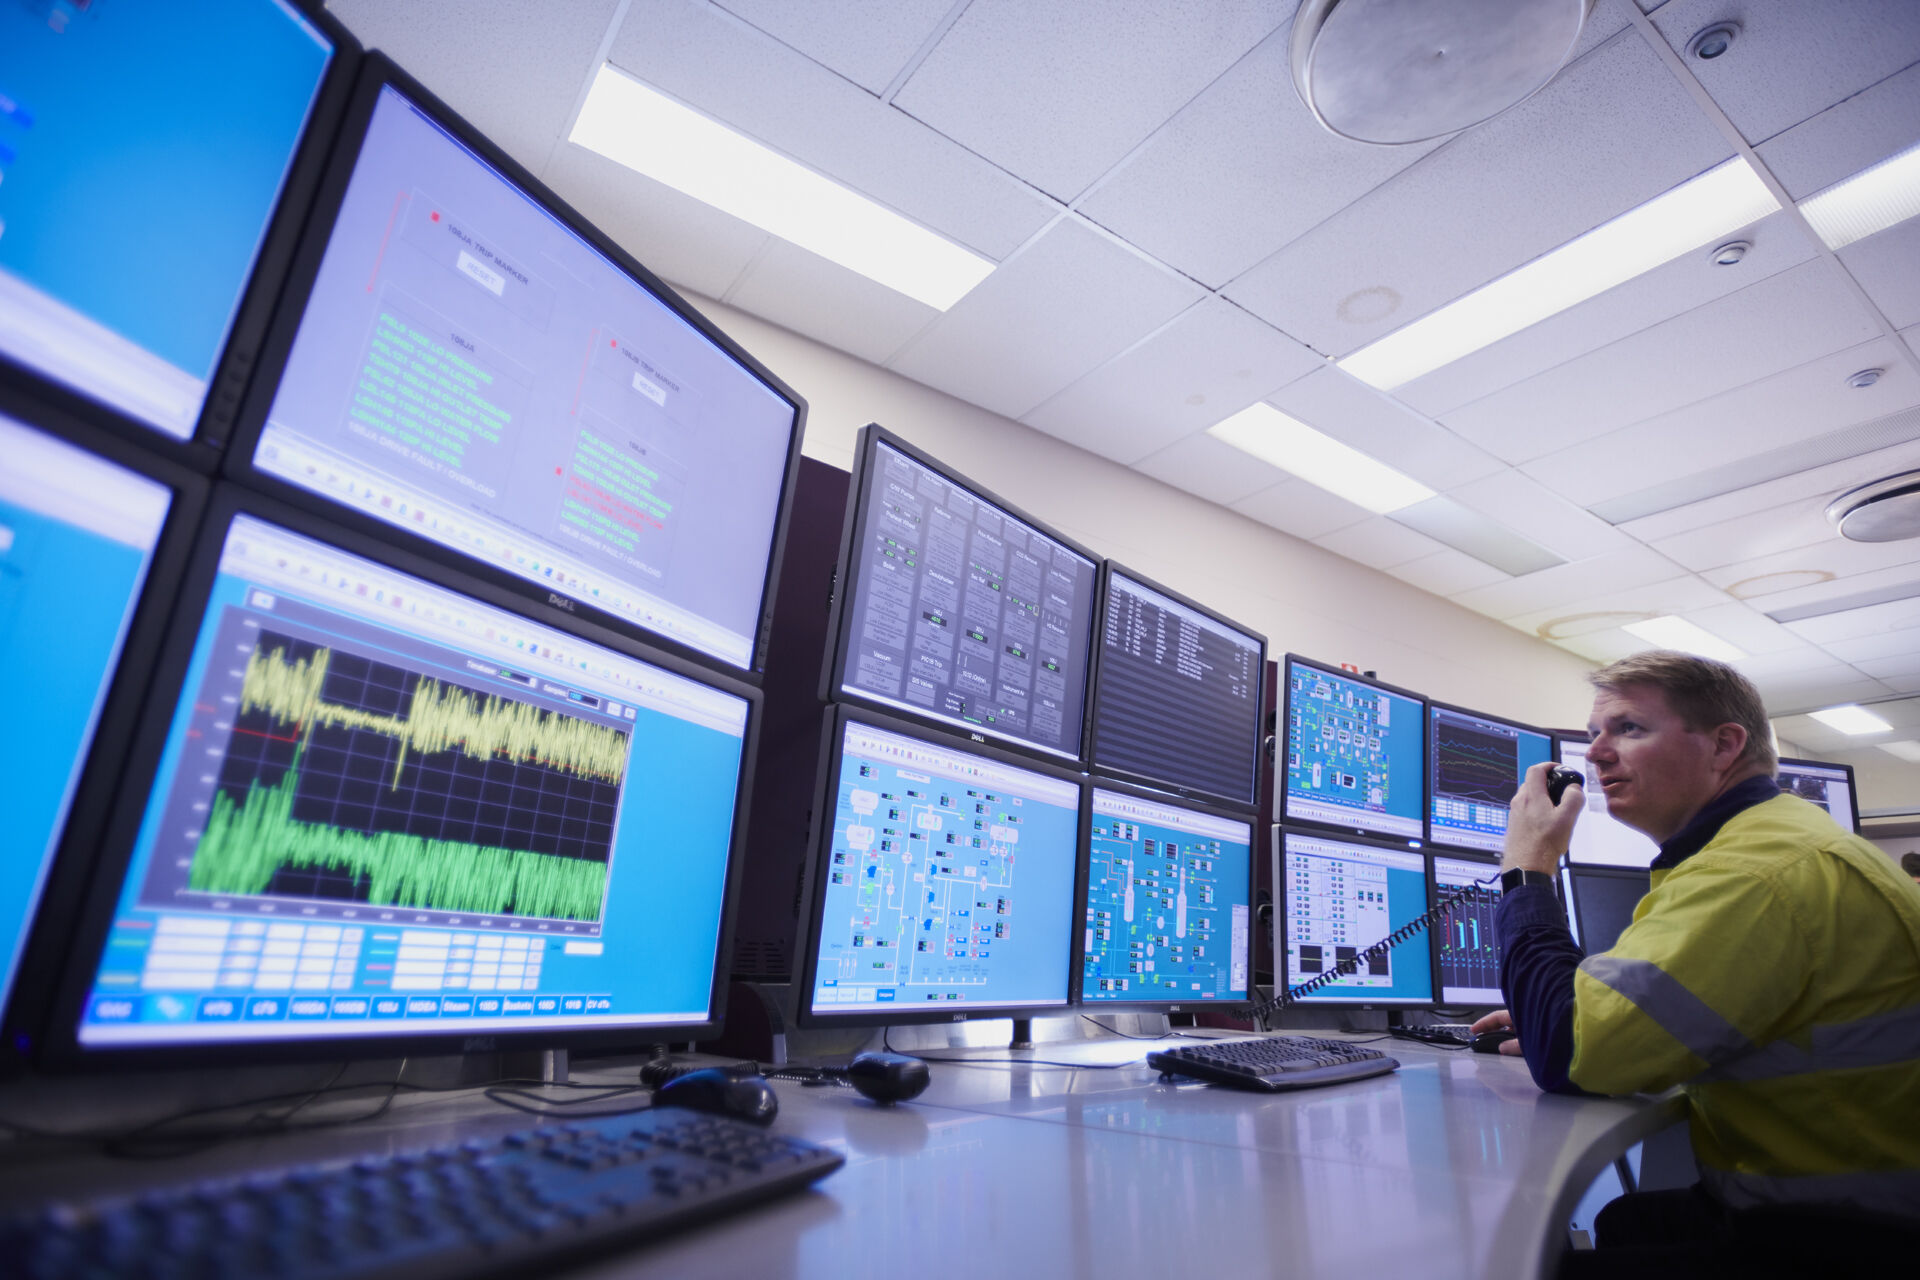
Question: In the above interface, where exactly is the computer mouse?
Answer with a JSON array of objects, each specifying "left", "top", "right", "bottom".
[
  {"left": 653, "top": 1068, "right": 779, "bottom": 1125},
  {"left": 1470, "top": 1028, "right": 1518, "bottom": 1055},
  {"left": 845, "top": 1051, "right": 930, "bottom": 1104},
  {"left": 1546, "top": 766, "right": 1584, "bottom": 806}
]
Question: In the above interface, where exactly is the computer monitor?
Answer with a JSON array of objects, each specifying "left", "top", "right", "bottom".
[
  {"left": 1429, "top": 855, "right": 1501, "bottom": 1007},
  {"left": 0, "top": 396, "right": 204, "bottom": 1060},
  {"left": 1555, "top": 734, "right": 1660, "bottom": 868},
  {"left": 796, "top": 707, "right": 1084, "bottom": 1026},
  {"left": 823, "top": 425, "right": 1099, "bottom": 765},
  {"left": 1077, "top": 785, "right": 1253, "bottom": 1008},
  {"left": 1086, "top": 566, "right": 1266, "bottom": 808},
  {"left": 0, "top": 0, "right": 348, "bottom": 447},
  {"left": 1564, "top": 866, "right": 1650, "bottom": 956},
  {"left": 1276, "top": 828, "right": 1435, "bottom": 1006},
  {"left": 1426, "top": 702, "right": 1553, "bottom": 854},
  {"left": 51, "top": 498, "right": 755, "bottom": 1061},
  {"left": 1776, "top": 757, "right": 1861, "bottom": 833},
  {"left": 234, "top": 56, "right": 804, "bottom": 674},
  {"left": 1280, "top": 656, "right": 1426, "bottom": 843}
]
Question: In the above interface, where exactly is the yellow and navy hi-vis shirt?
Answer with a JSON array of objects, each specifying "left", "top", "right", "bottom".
[{"left": 1499, "top": 783, "right": 1920, "bottom": 1218}]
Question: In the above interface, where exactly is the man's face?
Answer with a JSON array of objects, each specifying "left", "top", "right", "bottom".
[{"left": 1585, "top": 684, "right": 1728, "bottom": 843}]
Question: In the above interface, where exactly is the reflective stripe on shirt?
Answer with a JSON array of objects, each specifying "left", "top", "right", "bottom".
[
  {"left": 1579, "top": 952, "right": 1756, "bottom": 1067},
  {"left": 1701, "top": 1002, "right": 1920, "bottom": 1083}
]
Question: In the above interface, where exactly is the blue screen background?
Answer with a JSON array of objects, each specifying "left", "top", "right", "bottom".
[{"left": 1285, "top": 664, "right": 1425, "bottom": 831}]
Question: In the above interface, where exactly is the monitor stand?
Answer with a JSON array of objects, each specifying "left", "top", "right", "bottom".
[{"left": 1010, "top": 1018, "right": 1035, "bottom": 1051}]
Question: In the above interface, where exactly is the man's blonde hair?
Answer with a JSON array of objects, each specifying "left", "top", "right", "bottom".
[{"left": 1588, "top": 651, "right": 1777, "bottom": 774}]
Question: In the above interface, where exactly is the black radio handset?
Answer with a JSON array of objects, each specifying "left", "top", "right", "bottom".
[{"left": 1545, "top": 766, "right": 1583, "bottom": 806}]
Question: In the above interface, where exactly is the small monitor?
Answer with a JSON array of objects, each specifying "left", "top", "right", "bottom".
[
  {"left": 1429, "top": 855, "right": 1501, "bottom": 1006},
  {"left": 1276, "top": 828, "right": 1434, "bottom": 1006},
  {"left": 798, "top": 710, "right": 1083, "bottom": 1026},
  {"left": 61, "top": 507, "right": 753, "bottom": 1056},
  {"left": 1280, "top": 656, "right": 1425, "bottom": 843},
  {"left": 1776, "top": 757, "right": 1860, "bottom": 833},
  {"left": 240, "top": 60, "right": 803, "bottom": 672},
  {"left": 824, "top": 426, "right": 1099, "bottom": 764},
  {"left": 1426, "top": 702, "right": 1553, "bottom": 854},
  {"left": 1556, "top": 735, "right": 1660, "bottom": 868},
  {"left": 0, "top": 0, "right": 339, "bottom": 442},
  {"left": 1087, "top": 566, "right": 1266, "bottom": 808},
  {"left": 1565, "top": 867, "right": 1650, "bottom": 956},
  {"left": 1077, "top": 786, "right": 1252, "bottom": 1007}
]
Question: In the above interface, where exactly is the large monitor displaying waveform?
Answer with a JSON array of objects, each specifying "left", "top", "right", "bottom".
[
  {"left": 1426, "top": 703, "right": 1552, "bottom": 854},
  {"left": 1555, "top": 735, "right": 1659, "bottom": 869},
  {"left": 1087, "top": 567, "right": 1265, "bottom": 808},
  {"left": 0, "top": 0, "right": 339, "bottom": 442},
  {"left": 1430, "top": 855, "right": 1500, "bottom": 1006},
  {"left": 1776, "top": 757, "right": 1860, "bottom": 834},
  {"left": 825, "top": 426, "right": 1099, "bottom": 765},
  {"left": 1277, "top": 829, "right": 1433, "bottom": 1006},
  {"left": 797, "top": 710, "right": 1083, "bottom": 1026},
  {"left": 66, "top": 509, "right": 752, "bottom": 1053},
  {"left": 1078, "top": 787, "right": 1251, "bottom": 1007},
  {"left": 1281, "top": 656, "right": 1425, "bottom": 843},
  {"left": 0, "top": 406, "right": 180, "bottom": 1034},
  {"left": 241, "top": 60, "right": 803, "bottom": 672}
]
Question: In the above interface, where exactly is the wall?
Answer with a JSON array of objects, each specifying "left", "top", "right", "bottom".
[{"left": 689, "top": 294, "right": 1600, "bottom": 732}]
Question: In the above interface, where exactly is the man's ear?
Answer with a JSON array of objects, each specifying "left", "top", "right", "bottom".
[{"left": 1711, "top": 722, "right": 1750, "bottom": 772}]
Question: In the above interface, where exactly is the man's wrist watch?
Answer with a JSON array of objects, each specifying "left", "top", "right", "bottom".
[{"left": 1500, "top": 868, "right": 1556, "bottom": 895}]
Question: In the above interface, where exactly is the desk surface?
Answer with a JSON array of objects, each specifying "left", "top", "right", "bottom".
[{"left": 0, "top": 1032, "right": 1682, "bottom": 1280}]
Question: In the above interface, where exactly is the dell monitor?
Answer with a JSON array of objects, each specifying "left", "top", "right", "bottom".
[
  {"left": 1276, "top": 828, "right": 1434, "bottom": 1006},
  {"left": 1077, "top": 785, "right": 1253, "bottom": 1008},
  {"left": 824, "top": 425, "right": 1099, "bottom": 765},
  {"left": 1429, "top": 855, "right": 1501, "bottom": 1007},
  {"left": 1776, "top": 757, "right": 1861, "bottom": 833},
  {"left": 1555, "top": 734, "right": 1660, "bottom": 868},
  {"left": 235, "top": 56, "right": 804, "bottom": 674},
  {"left": 1280, "top": 656, "right": 1425, "bottom": 843},
  {"left": 1564, "top": 866, "right": 1651, "bottom": 957},
  {"left": 53, "top": 500, "right": 755, "bottom": 1060},
  {"left": 1426, "top": 702, "right": 1553, "bottom": 854},
  {"left": 0, "top": 0, "right": 345, "bottom": 446},
  {"left": 797, "top": 708, "right": 1083, "bottom": 1026},
  {"left": 1087, "top": 566, "right": 1266, "bottom": 808}
]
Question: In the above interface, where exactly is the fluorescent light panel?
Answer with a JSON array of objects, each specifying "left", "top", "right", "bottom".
[
  {"left": 1809, "top": 704, "right": 1894, "bottom": 736},
  {"left": 1207, "top": 404, "right": 1435, "bottom": 514},
  {"left": 1620, "top": 615, "right": 1747, "bottom": 662},
  {"left": 1340, "top": 159, "right": 1780, "bottom": 391},
  {"left": 1877, "top": 739, "right": 1920, "bottom": 763},
  {"left": 569, "top": 64, "right": 994, "bottom": 310},
  {"left": 1800, "top": 139, "right": 1920, "bottom": 251}
]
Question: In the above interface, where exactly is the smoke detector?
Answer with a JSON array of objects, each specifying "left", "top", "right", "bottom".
[
  {"left": 1291, "top": 0, "right": 1593, "bottom": 145},
  {"left": 1827, "top": 470, "right": 1920, "bottom": 542}
]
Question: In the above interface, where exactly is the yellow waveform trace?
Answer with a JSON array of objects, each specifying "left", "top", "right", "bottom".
[{"left": 240, "top": 643, "right": 629, "bottom": 787}]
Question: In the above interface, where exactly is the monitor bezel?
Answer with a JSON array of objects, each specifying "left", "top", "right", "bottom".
[
  {"left": 0, "top": 382, "right": 213, "bottom": 1071},
  {"left": 1273, "top": 823, "right": 1437, "bottom": 1009},
  {"left": 792, "top": 702, "right": 1087, "bottom": 1030},
  {"left": 1084, "top": 561, "right": 1268, "bottom": 812},
  {"left": 1423, "top": 697, "right": 1554, "bottom": 856},
  {"left": 1775, "top": 755, "right": 1863, "bottom": 835},
  {"left": 1277, "top": 653, "right": 1428, "bottom": 848},
  {"left": 40, "top": 485, "right": 763, "bottom": 1070},
  {"left": 1424, "top": 849, "right": 1501, "bottom": 1010},
  {"left": 0, "top": 0, "right": 359, "bottom": 471},
  {"left": 1071, "top": 779, "right": 1255, "bottom": 1013},
  {"left": 221, "top": 51, "right": 809, "bottom": 681},
  {"left": 817, "top": 423, "right": 1102, "bottom": 767}
]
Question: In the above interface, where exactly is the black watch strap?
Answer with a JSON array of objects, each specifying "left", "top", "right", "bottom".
[{"left": 1500, "top": 868, "right": 1556, "bottom": 895}]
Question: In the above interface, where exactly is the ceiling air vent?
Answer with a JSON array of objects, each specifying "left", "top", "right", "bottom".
[{"left": 1826, "top": 470, "right": 1920, "bottom": 543}]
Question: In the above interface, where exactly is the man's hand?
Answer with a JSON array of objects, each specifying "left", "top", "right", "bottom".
[
  {"left": 1469, "top": 1009, "right": 1525, "bottom": 1056},
  {"left": 1502, "top": 761, "right": 1583, "bottom": 874}
]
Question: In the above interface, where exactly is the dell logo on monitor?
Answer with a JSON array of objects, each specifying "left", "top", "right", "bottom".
[{"left": 547, "top": 593, "right": 575, "bottom": 612}]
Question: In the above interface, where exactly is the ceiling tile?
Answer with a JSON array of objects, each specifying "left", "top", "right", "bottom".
[
  {"left": 1396, "top": 210, "right": 1818, "bottom": 418},
  {"left": 1785, "top": 592, "right": 1920, "bottom": 646},
  {"left": 1755, "top": 60, "right": 1920, "bottom": 198},
  {"left": 1648, "top": 0, "right": 1920, "bottom": 145},
  {"left": 1451, "top": 545, "right": 1690, "bottom": 621},
  {"left": 1505, "top": 575, "right": 1732, "bottom": 642},
  {"left": 1683, "top": 601, "right": 1814, "bottom": 656},
  {"left": 1879, "top": 672, "right": 1920, "bottom": 695},
  {"left": 1823, "top": 625, "right": 1920, "bottom": 666},
  {"left": 712, "top": 0, "right": 958, "bottom": 94},
  {"left": 1840, "top": 219, "right": 1920, "bottom": 332},
  {"left": 1443, "top": 469, "right": 1633, "bottom": 562},
  {"left": 1267, "top": 367, "right": 1506, "bottom": 491},
  {"left": 1619, "top": 436, "right": 1920, "bottom": 542},
  {"left": 1076, "top": 26, "right": 1440, "bottom": 288},
  {"left": 1445, "top": 259, "right": 1880, "bottom": 465},
  {"left": 1384, "top": 549, "right": 1511, "bottom": 597},
  {"left": 1022, "top": 298, "right": 1321, "bottom": 465},
  {"left": 891, "top": 0, "right": 1290, "bottom": 201},
  {"left": 1729, "top": 558, "right": 1920, "bottom": 613},
  {"left": 1749, "top": 671, "right": 1895, "bottom": 715},
  {"left": 1648, "top": 494, "right": 1839, "bottom": 573},
  {"left": 1228, "top": 477, "right": 1374, "bottom": 541},
  {"left": 607, "top": 0, "right": 1056, "bottom": 260},
  {"left": 1705, "top": 533, "right": 1920, "bottom": 599},
  {"left": 888, "top": 218, "right": 1204, "bottom": 419},
  {"left": 724, "top": 239, "right": 939, "bottom": 365},
  {"left": 1136, "top": 431, "right": 1294, "bottom": 508},
  {"left": 1311, "top": 517, "right": 1448, "bottom": 571},
  {"left": 1222, "top": 33, "right": 1732, "bottom": 356}
]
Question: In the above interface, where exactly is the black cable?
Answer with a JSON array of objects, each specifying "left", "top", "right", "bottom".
[{"left": 1077, "top": 1015, "right": 1175, "bottom": 1041}]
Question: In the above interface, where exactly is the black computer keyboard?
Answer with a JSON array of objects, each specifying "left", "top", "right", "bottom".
[
  {"left": 1147, "top": 1035, "right": 1399, "bottom": 1092},
  {"left": 2, "top": 1107, "right": 843, "bottom": 1280}
]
